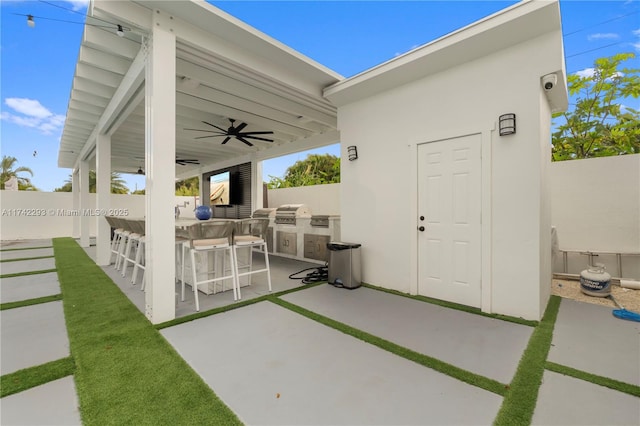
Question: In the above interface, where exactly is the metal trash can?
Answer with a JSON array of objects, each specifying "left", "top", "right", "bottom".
[{"left": 327, "top": 242, "right": 362, "bottom": 289}]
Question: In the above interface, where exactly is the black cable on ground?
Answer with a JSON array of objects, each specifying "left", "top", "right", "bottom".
[{"left": 289, "top": 265, "right": 328, "bottom": 284}]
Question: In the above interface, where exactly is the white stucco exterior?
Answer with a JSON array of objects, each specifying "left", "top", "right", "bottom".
[{"left": 325, "top": 1, "right": 568, "bottom": 320}]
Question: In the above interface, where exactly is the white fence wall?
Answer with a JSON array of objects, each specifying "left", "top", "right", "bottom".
[
  {"left": 266, "top": 183, "right": 340, "bottom": 215},
  {"left": 550, "top": 154, "right": 640, "bottom": 279},
  {"left": 0, "top": 192, "right": 198, "bottom": 240}
]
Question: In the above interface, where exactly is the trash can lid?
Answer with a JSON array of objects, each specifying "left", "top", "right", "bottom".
[{"left": 327, "top": 242, "right": 362, "bottom": 250}]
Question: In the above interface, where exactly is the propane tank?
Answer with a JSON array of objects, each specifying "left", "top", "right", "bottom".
[{"left": 580, "top": 264, "right": 611, "bottom": 297}]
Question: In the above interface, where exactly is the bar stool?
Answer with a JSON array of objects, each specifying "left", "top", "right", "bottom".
[
  {"left": 232, "top": 218, "right": 271, "bottom": 300},
  {"left": 104, "top": 216, "right": 123, "bottom": 265},
  {"left": 129, "top": 219, "right": 146, "bottom": 288},
  {"left": 113, "top": 217, "right": 133, "bottom": 271},
  {"left": 121, "top": 219, "right": 142, "bottom": 278},
  {"left": 181, "top": 221, "right": 237, "bottom": 312}
]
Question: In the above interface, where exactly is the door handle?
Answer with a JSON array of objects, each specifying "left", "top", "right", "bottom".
[{"left": 418, "top": 226, "right": 425, "bottom": 232}]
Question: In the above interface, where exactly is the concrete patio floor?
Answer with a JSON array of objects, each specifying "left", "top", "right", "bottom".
[{"left": 1, "top": 239, "right": 639, "bottom": 425}]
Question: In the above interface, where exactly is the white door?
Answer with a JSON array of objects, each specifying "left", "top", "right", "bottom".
[{"left": 417, "top": 134, "right": 481, "bottom": 307}]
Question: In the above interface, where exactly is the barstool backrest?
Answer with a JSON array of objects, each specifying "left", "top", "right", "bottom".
[
  {"left": 186, "top": 220, "right": 235, "bottom": 247},
  {"left": 235, "top": 218, "right": 269, "bottom": 239}
]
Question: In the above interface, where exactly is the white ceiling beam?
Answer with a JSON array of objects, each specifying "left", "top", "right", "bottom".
[
  {"left": 93, "top": 0, "right": 152, "bottom": 34},
  {"left": 70, "top": 90, "right": 110, "bottom": 108},
  {"left": 254, "top": 130, "right": 341, "bottom": 162},
  {"left": 73, "top": 46, "right": 146, "bottom": 170},
  {"left": 68, "top": 99, "right": 105, "bottom": 116},
  {"left": 73, "top": 77, "right": 116, "bottom": 99},
  {"left": 176, "top": 93, "right": 311, "bottom": 139},
  {"left": 78, "top": 45, "right": 131, "bottom": 75},
  {"left": 76, "top": 63, "right": 122, "bottom": 88},
  {"left": 83, "top": 25, "right": 140, "bottom": 60},
  {"left": 176, "top": 58, "right": 336, "bottom": 128}
]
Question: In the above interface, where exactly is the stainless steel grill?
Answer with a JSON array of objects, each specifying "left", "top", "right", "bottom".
[
  {"left": 310, "top": 215, "right": 330, "bottom": 228},
  {"left": 275, "top": 204, "right": 311, "bottom": 225},
  {"left": 252, "top": 208, "right": 276, "bottom": 218}
]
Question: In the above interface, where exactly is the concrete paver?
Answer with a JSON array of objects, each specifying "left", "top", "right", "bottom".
[
  {"left": 282, "top": 284, "right": 533, "bottom": 383},
  {"left": 0, "top": 272, "right": 60, "bottom": 304},
  {"left": 162, "top": 301, "right": 503, "bottom": 425},
  {"left": 548, "top": 298, "right": 640, "bottom": 386},
  {"left": 0, "top": 239, "right": 52, "bottom": 250},
  {"left": 0, "top": 258, "right": 56, "bottom": 275},
  {"left": 0, "top": 247, "right": 54, "bottom": 260},
  {"left": 0, "top": 301, "right": 69, "bottom": 375},
  {"left": 0, "top": 377, "right": 81, "bottom": 425},
  {"left": 532, "top": 370, "right": 640, "bottom": 425}
]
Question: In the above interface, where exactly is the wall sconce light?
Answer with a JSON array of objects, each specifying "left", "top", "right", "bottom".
[
  {"left": 347, "top": 145, "right": 358, "bottom": 161},
  {"left": 499, "top": 113, "right": 516, "bottom": 136}
]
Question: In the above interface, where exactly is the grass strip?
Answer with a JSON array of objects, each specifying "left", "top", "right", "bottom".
[
  {"left": 156, "top": 281, "right": 325, "bottom": 330},
  {"left": 363, "top": 283, "right": 539, "bottom": 327},
  {"left": 0, "top": 245, "right": 53, "bottom": 252},
  {"left": 1, "top": 357, "right": 75, "bottom": 398},
  {"left": 271, "top": 297, "right": 508, "bottom": 396},
  {"left": 1, "top": 255, "right": 55, "bottom": 263},
  {"left": 493, "top": 295, "right": 562, "bottom": 426},
  {"left": 52, "top": 237, "right": 241, "bottom": 425},
  {"left": 1, "top": 294, "right": 63, "bottom": 311},
  {"left": 0, "top": 268, "right": 57, "bottom": 279},
  {"left": 546, "top": 361, "right": 640, "bottom": 397}
]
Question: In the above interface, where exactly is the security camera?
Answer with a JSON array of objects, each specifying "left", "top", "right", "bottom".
[{"left": 542, "top": 74, "right": 557, "bottom": 91}]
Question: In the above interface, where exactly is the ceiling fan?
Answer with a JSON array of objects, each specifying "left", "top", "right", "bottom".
[
  {"left": 185, "top": 118, "right": 274, "bottom": 147},
  {"left": 135, "top": 157, "right": 200, "bottom": 175}
]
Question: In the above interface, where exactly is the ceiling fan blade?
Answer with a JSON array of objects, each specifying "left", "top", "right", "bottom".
[
  {"left": 221, "top": 136, "right": 232, "bottom": 145},
  {"left": 201, "top": 121, "right": 228, "bottom": 133},
  {"left": 195, "top": 135, "right": 224, "bottom": 139},
  {"left": 242, "top": 135, "right": 274, "bottom": 142},
  {"left": 234, "top": 122, "right": 248, "bottom": 132},
  {"left": 236, "top": 136, "right": 254, "bottom": 147},
  {"left": 240, "top": 131, "right": 274, "bottom": 135},
  {"left": 184, "top": 128, "right": 219, "bottom": 133}
]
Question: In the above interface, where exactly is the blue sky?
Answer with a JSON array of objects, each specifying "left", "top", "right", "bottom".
[{"left": 1, "top": 0, "right": 639, "bottom": 192}]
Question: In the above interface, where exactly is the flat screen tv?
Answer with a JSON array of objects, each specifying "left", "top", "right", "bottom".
[{"left": 209, "top": 171, "right": 230, "bottom": 206}]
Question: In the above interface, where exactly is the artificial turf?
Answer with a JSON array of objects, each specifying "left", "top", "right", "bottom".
[
  {"left": 492, "top": 295, "right": 561, "bottom": 426},
  {"left": 0, "top": 294, "right": 63, "bottom": 311},
  {"left": 1, "top": 357, "right": 75, "bottom": 398},
  {"left": 545, "top": 361, "right": 640, "bottom": 398},
  {"left": 52, "top": 237, "right": 241, "bottom": 425}
]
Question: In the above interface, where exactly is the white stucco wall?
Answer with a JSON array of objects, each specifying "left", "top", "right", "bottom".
[
  {"left": 550, "top": 155, "right": 640, "bottom": 280},
  {"left": 0, "top": 192, "right": 197, "bottom": 240},
  {"left": 267, "top": 183, "right": 340, "bottom": 215},
  {"left": 333, "top": 30, "right": 564, "bottom": 320}
]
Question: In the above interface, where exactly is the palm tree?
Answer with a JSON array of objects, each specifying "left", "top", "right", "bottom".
[
  {"left": 1, "top": 156, "right": 34, "bottom": 190},
  {"left": 54, "top": 171, "right": 130, "bottom": 194}
]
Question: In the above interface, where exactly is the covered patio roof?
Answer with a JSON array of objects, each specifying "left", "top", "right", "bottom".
[{"left": 59, "top": 0, "right": 343, "bottom": 179}]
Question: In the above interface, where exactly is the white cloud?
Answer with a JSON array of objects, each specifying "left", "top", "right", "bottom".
[
  {"left": 587, "top": 33, "right": 619, "bottom": 41},
  {"left": 576, "top": 68, "right": 595, "bottom": 78},
  {"left": 64, "top": 0, "right": 89, "bottom": 11},
  {"left": 633, "top": 28, "right": 640, "bottom": 37},
  {"left": 5, "top": 98, "right": 52, "bottom": 119},
  {"left": 1, "top": 98, "right": 65, "bottom": 135}
]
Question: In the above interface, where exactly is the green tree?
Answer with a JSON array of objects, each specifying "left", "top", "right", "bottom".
[
  {"left": 175, "top": 176, "right": 199, "bottom": 196},
  {"left": 267, "top": 153, "right": 340, "bottom": 189},
  {"left": 1, "top": 155, "right": 36, "bottom": 190},
  {"left": 552, "top": 53, "right": 640, "bottom": 161},
  {"left": 54, "top": 171, "right": 129, "bottom": 194}
]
